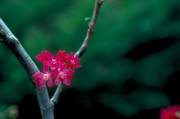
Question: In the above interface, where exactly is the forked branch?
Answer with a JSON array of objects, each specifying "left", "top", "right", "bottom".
[
  {"left": 75, "top": 0, "right": 104, "bottom": 57},
  {"left": 0, "top": 0, "right": 105, "bottom": 118},
  {"left": 0, "top": 18, "right": 54, "bottom": 119},
  {"left": 50, "top": 0, "right": 104, "bottom": 105}
]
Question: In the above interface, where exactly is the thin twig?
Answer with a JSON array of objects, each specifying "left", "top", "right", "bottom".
[
  {"left": 50, "top": 83, "right": 63, "bottom": 105},
  {"left": 0, "top": 18, "right": 54, "bottom": 119},
  {"left": 50, "top": 0, "right": 104, "bottom": 105},
  {"left": 75, "top": 0, "right": 104, "bottom": 57}
]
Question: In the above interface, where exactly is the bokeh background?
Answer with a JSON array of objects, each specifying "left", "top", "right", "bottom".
[{"left": 1, "top": 0, "right": 180, "bottom": 119}]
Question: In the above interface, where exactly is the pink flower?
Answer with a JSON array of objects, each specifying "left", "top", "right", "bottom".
[
  {"left": 54, "top": 63, "right": 74, "bottom": 86},
  {"left": 32, "top": 66, "right": 54, "bottom": 89},
  {"left": 35, "top": 51, "right": 54, "bottom": 63},
  {"left": 33, "top": 50, "right": 81, "bottom": 89},
  {"left": 160, "top": 105, "right": 180, "bottom": 119},
  {"left": 67, "top": 53, "right": 81, "bottom": 68},
  {"left": 36, "top": 50, "right": 69, "bottom": 70},
  {"left": 56, "top": 50, "right": 69, "bottom": 62}
]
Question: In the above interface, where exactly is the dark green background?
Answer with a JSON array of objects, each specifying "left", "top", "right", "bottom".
[{"left": 1, "top": 0, "right": 180, "bottom": 119}]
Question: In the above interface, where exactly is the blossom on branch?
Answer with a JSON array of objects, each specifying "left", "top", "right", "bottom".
[
  {"left": 160, "top": 105, "right": 180, "bottom": 119},
  {"left": 35, "top": 50, "right": 69, "bottom": 70},
  {"left": 33, "top": 50, "right": 81, "bottom": 89},
  {"left": 53, "top": 63, "right": 74, "bottom": 86},
  {"left": 56, "top": 50, "right": 69, "bottom": 62},
  {"left": 35, "top": 51, "right": 54, "bottom": 63},
  {"left": 32, "top": 65, "right": 54, "bottom": 89},
  {"left": 67, "top": 53, "right": 81, "bottom": 68}
]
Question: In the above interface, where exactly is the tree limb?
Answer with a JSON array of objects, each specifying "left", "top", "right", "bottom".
[
  {"left": 50, "top": 0, "right": 104, "bottom": 105},
  {"left": 50, "top": 83, "right": 63, "bottom": 105},
  {"left": 75, "top": 0, "right": 104, "bottom": 57},
  {"left": 0, "top": 18, "right": 54, "bottom": 119}
]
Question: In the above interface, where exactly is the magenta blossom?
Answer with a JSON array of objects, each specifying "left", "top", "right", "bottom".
[
  {"left": 32, "top": 66, "right": 54, "bottom": 89},
  {"left": 54, "top": 63, "right": 74, "bottom": 86},
  {"left": 36, "top": 50, "right": 69, "bottom": 70},
  {"left": 67, "top": 52, "right": 81, "bottom": 68},
  {"left": 35, "top": 51, "right": 57, "bottom": 69},
  {"left": 33, "top": 50, "right": 81, "bottom": 89},
  {"left": 160, "top": 105, "right": 180, "bottom": 119},
  {"left": 56, "top": 50, "right": 69, "bottom": 62},
  {"left": 35, "top": 51, "right": 54, "bottom": 63}
]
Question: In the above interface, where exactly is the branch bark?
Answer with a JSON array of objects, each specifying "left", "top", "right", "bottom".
[
  {"left": 50, "top": 0, "right": 104, "bottom": 105},
  {"left": 75, "top": 0, "right": 104, "bottom": 57},
  {"left": 50, "top": 83, "right": 63, "bottom": 104},
  {"left": 0, "top": 18, "right": 54, "bottom": 119}
]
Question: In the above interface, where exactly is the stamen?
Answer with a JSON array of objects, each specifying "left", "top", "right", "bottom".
[
  {"left": 51, "top": 59, "right": 57, "bottom": 64},
  {"left": 59, "top": 72, "right": 66, "bottom": 79},
  {"left": 43, "top": 74, "right": 49, "bottom": 80},
  {"left": 70, "top": 60, "right": 75, "bottom": 64}
]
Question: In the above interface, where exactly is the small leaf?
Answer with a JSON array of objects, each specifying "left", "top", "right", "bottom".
[{"left": 84, "top": 17, "right": 91, "bottom": 21}]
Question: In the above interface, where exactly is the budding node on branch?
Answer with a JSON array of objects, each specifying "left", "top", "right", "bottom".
[{"left": 88, "top": 22, "right": 95, "bottom": 30}]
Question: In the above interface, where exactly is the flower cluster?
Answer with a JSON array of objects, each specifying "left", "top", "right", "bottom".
[
  {"left": 32, "top": 50, "right": 81, "bottom": 89},
  {"left": 160, "top": 105, "right": 180, "bottom": 119}
]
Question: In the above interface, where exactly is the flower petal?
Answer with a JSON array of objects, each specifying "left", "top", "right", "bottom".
[
  {"left": 43, "top": 61, "right": 52, "bottom": 67},
  {"left": 60, "top": 63, "right": 67, "bottom": 72},
  {"left": 66, "top": 69, "right": 74, "bottom": 76},
  {"left": 39, "top": 79, "right": 46, "bottom": 89},
  {"left": 69, "top": 53, "right": 74, "bottom": 59},
  {"left": 43, "top": 65, "right": 49, "bottom": 73},
  {"left": 34, "top": 78, "right": 41, "bottom": 84},
  {"left": 63, "top": 78, "right": 71, "bottom": 86},
  {"left": 56, "top": 50, "right": 69, "bottom": 61},
  {"left": 160, "top": 105, "right": 180, "bottom": 119},
  {"left": 35, "top": 51, "right": 54, "bottom": 62},
  {"left": 47, "top": 78, "right": 53, "bottom": 87},
  {"left": 54, "top": 77, "right": 61, "bottom": 85},
  {"left": 32, "top": 72, "right": 44, "bottom": 79}
]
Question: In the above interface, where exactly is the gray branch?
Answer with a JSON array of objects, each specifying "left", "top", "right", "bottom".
[
  {"left": 50, "top": 83, "right": 63, "bottom": 105},
  {"left": 75, "top": 0, "right": 104, "bottom": 57},
  {"left": 0, "top": 18, "right": 54, "bottom": 119},
  {"left": 50, "top": 0, "right": 104, "bottom": 105}
]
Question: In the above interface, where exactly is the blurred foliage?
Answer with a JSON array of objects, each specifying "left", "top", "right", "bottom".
[
  {"left": 0, "top": 105, "right": 18, "bottom": 119},
  {"left": 1, "top": 0, "right": 180, "bottom": 118}
]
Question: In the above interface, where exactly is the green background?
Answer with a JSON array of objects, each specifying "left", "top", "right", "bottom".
[{"left": 1, "top": 0, "right": 180, "bottom": 118}]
